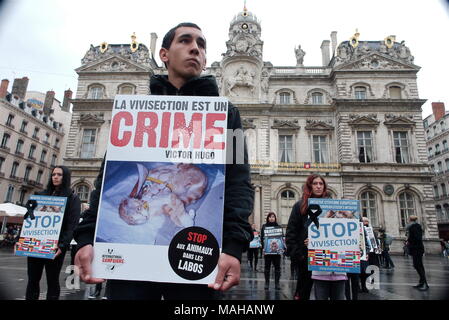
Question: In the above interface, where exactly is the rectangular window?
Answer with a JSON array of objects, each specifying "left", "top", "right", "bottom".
[
  {"left": 279, "top": 93, "right": 291, "bottom": 104},
  {"left": 10, "top": 162, "right": 18, "bottom": 177},
  {"left": 393, "top": 131, "right": 410, "bottom": 163},
  {"left": 279, "top": 135, "right": 294, "bottom": 163},
  {"left": 15, "top": 140, "right": 24, "bottom": 154},
  {"left": 312, "top": 135, "right": 328, "bottom": 163},
  {"left": 5, "top": 185, "right": 14, "bottom": 203},
  {"left": 80, "top": 129, "right": 97, "bottom": 158},
  {"left": 357, "top": 131, "right": 373, "bottom": 163},
  {"left": 51, "top": 154, "right": 57, "bottom": 167},
  {"left": 28, "top": 145, "right": 36, "bottom": 159},
  {"left": 89, "top": 87, "right": 104, "bottom": 99},
  {"left": 355, "top": 87, "right": 367, "bottom": 100},
  {"left": 6, "top": 114, "right": 14, "bottom": 126},
  {"left": 1, "top": 133, "right": 10, "bottom": 148},
  {"left": 24, "top": 167, "right": 32, "bottom": 181},
  {"left": 32, "top": 127, "right": 39, "bottom": 139},
  {"left": 40, "top": 150, "right": 47, "bottom": 162},
  {"left": 0, "top": 157, "right": 5, "bottom": 172},
  {"left": 36, "top": 170, "right": 43, "bottom": 183},
  {"left": 20, "top": 121, "right": 28, "bottom": 133}
]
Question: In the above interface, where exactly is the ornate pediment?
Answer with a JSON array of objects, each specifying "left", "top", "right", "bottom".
[
  {"left": 335, "top": 53, "right": 417, "bottom": 71},
  {"left": 305, "top": 120, "right": 334, "bottom": 131},
  {"left": 348, "top": 114, "right": 380, "bottom": 127},
  {"left": 383, "top": 114, "right": 415, "bottom": 128},
  {"left": 241, "top": 118, "right": 256, "bottom": 129},
  {"left": 77, "top": 55, "right": 150, "bottom": 73},
  {"left": 79, "top": 113, "right": 105, "bottom": 126},
  {"left": 271, "top": 119, "right": 300, "bottom": 130}
]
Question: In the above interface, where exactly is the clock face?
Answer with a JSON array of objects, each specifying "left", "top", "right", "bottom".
[{"left": 241, "top": 23, "right": 248, "bottom": 30}]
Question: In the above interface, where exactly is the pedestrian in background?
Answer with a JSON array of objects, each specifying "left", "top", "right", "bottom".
[
  {"left": 379, "top": 228, "right": 395, "bottom": 269},
  {"left": 247, "top": 224, "right": 261, "bottom": 271},
  {"left": 286, "top": 174, "right": 329, "bottom": 300},
  {"left": 407, "top": 215, "right": 429, "bottom": 291},
  {"left": 261, "top": 212, "right": 283, "bottom": 290},
  {"left": 25, "top": 166, "right": 81, "bottom": 300}
]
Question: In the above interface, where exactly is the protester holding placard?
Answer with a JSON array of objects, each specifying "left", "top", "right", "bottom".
[
  {"left": 25, "top": 166, "right": 81, "bottom": 300},
  {"left": 261, "top": 212, "right": 284, "bottom": 290},
  {"left": 286, "top": 174, "right": 328, "bottom": 300},
  {"left": 247, "top": 224, "right": 261, "bottom": 271},
  {"left": 74, "top": 22, "right": 253, "bottom": 300}
]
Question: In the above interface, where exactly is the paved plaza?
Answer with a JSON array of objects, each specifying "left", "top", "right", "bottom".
[{"left": 1, "top": 247, "right": 448, "bottom": 300}]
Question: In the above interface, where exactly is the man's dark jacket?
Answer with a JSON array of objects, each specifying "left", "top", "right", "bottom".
[
  {"left": 74, "top": 75, "right": 254, "bottom": 261},
  {"left": 407, "top": 222, "right": 425, "bottom": 255}
]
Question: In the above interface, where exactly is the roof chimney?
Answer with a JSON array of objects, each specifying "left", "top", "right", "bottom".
[
  {"left": 150, "top": 33, "right": 158, "bottom": 59},
  {"left": 0, "top": 79, "right": 9, "bottom": 99},
  {"left": 432, "top": 102, "right": 446, "bottom": 122},
  {"left": 330, "top": 31, "right": 338, "bottom": 57},
  {"left": 43, "top": 90, "right": 55, "bottom": 116},
  {"left": 320, "top": 40, "right": 330, "bottom": 66},
  {"left": 11, "top": 77, "right": 29, "bottom": 100},
  {"left": 62, "top": 89, "right": 72, "bottom": 112}
]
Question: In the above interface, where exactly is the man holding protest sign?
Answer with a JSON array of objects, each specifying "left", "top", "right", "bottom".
[{"left": 74, "top": 22, "right": 253, "bottom": 299}]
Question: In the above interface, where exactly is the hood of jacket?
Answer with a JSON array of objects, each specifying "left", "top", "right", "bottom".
[{"left": 150, "top": 75, "right": 219, "bottom": 96}]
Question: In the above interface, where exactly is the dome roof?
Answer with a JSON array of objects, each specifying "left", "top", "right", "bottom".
[{"left": 231, "top": 6, "right": 260, "bottom": 26}]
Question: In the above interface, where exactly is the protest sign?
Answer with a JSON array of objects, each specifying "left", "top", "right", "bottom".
[
  {"left": 263, "top": 226, "right": 284, "bottom": 255},
  {"left": 249, "top": 231, "right": 261, "bottom": 249},
  {"left": 15, "top": 195, "right": 67, "bottom": 259},
  {"left": 307, "top": 198, "right": 361, "bottom": 273},
  {"left": 92, "top": 95, "right": 228, "bottom": 284}
]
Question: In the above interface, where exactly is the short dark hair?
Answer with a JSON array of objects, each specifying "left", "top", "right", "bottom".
[{"left": 161, "top": 22, "right": 202, "bottom": 50}]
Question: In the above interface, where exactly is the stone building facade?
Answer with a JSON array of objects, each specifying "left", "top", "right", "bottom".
[
  {"left": 424, "top": 102, "right": 449, "bottom": 240},
  {"left": 0, "top": 77, "right": 72, "bottom": 208},
  {"left": 65, "top": 7, "right": 439, "bottom": 253}
]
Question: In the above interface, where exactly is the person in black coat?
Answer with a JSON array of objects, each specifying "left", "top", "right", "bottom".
[
  {"left": 261, "top": 212, "right": 283, "bottom": 290},
  {"left": 407, "top": 215, "right": 429, "bottom": 291},
  {"left": 286, "top": 173, "right": 328, "bottom": 300},
  {"left": 25, "top": 166, "right": 81, "bottom": 300},
  {"left": 74, "top": 22, "right": 254, "bottom": 300}
]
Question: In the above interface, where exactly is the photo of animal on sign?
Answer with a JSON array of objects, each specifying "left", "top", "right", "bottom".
[{"left": 96, "top": 161, "right": 224, "bottom": 246}]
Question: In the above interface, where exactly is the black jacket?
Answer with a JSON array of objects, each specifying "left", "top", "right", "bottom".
[
  {"left": 260, "top": 222, "right": 282, "bottom": 254},
  {"left": 285, "top": 201, "right": 309, "bottom": 262},
  {"left": 37, "top": 189, "right": 81, "bottom": 251},
  {"left": 407, "top": 222, "right": 425, "bottom": 255},
  {"left": 74, "top": 75, "right": 254, "bottom": 261}
]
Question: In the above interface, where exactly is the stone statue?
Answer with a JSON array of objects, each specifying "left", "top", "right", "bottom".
[
  {"left": 226, "top": 64, "right": 255, "bottom": 97},
  {"left": 295, "top": 45, "right": 305, "bottom": 66}
]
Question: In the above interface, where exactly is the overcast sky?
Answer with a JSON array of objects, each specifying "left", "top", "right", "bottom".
[{"left": 0, "top": 0, "right": 447, "bottom": 117}]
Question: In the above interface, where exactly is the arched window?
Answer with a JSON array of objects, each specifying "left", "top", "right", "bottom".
[
  {"left": 279, "top": 92, "right": 291, "bottom": 104},
  {"left": 360, "top": 191, "right": 378, "bottom": 227},
  {"left": 354, "top": 86, "right": 367, "bottom": 100},
  {"left": 389, "top": 86, "right": 402, "bottom": 99},
  {"left": 75, "top": 184, "right": 90, "bottom": 202},
  {"left": 118, "top": 84, "right": 136, "bottom": 95},
  {"left": 311, "top": 92, "right": 323, "bottom": 105},
  {"left": 279, "top": 190, "right": 296, "bottom": 225},
  {"left": 88, "top": 85, "right": 104, "bottom": 99},
  {"left": 398, "top": 192, "right": 416, "bottom": 228}
]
